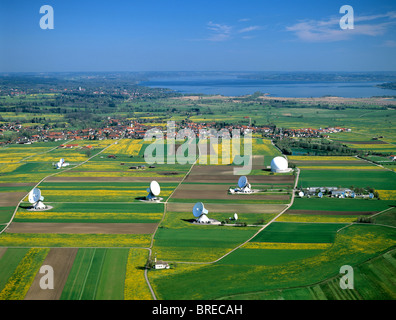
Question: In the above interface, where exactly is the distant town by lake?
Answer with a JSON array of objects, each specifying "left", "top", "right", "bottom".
[{"left": 140, "top": 74, "right": 396, "bottom": 98}]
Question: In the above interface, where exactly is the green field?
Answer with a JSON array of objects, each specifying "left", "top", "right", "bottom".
[
  {"left": 289, "top": 197, "right": 395, "bottom": 212},
  {"left": 0, "top": 248, "right": 30, "bottom": 293},
  {"left": 0, "top": 207, "right": 16, "bottom": 224},
  {"left": 153, "top": 225, "right": 259, "bottom": 262},
  {"left": 61, "top": 248, "right": 129, "bottom": 300},
  {"left": 250, "top": 222, "right": 346, "bottom": 243},
  {"left": 298, "top": 169, "right": 396, "bottom": 190},
  {"left": 14, "top": 202, "right": 164, "bottom": 223},
  {"left": 218, "top": 248, "right": 325, "bottom": 266}
]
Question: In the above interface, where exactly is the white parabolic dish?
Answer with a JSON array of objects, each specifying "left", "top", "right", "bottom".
[
  {"left": 149, "top": 180, "right": 161, "bottom": 196},
  {"left": 271, "top": 156, "right": 290, "bottom": 173},
  {"left": 238, "top": 176, "right": 248, "bottom": 188},
  {"left": 193, "top": 202, "right": 208, "bottom": 218},
  {"left": 28, "top": 188, "right": 42, "bottom": 203}
]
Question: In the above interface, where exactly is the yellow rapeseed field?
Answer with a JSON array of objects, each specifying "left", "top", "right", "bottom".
[
  {"left": 0, "top": 163, "right": 23, "bottom": 173},
  {"left": 16, "top": 210, "right": 163, "bottom": 221},
  {"left": 0, "top": 152, "right": 36, "bottom": 163},
  {"left": 151, "top": 245, "right": 232, "bottom": 262},
  {"left": 76, "top": 162, "right": 124, "bottom": 171},
  {"left": 105, "top": 139, "right": 142, "bottom": 156},
  {"left": 0, "top": 233, "right": 152, "bottom": 247},
  {"left": 288, "top": 156, "right": 359, "bottom": 161},
  {"left": 347, "top": 144, "right": 395, "bottom": 149},
  {"left": 296, "top": 165, "right": 380, "bottom": 170},
  {"left": 57, "top": 170, "right": 182, "bottom": 178},
  {"left": 276, "top": 214, "right": 356, "bottom": 223},
  {"left": 124, "top": 249, "right": 153, "bottom": 300},
  {"left": 252, "top": 139, "right": 274, "bottom": 155},
  {"left": 377, "top": 190, "right": 396, "bottom": 200},
  {"left": 243, "top": 242, "right": 332, "bottom": 250},
  {"left": 0, "top": 173, "right": 49, "bottom": 183},
  {"left": 198, "top": 140, "right": 244, "bottom": 165},
  {"left": 0, "top": 248, "right": 49, "bottom": 300},
  {"left": 341, "top": 231, "right": 396, "bottom": 255},
  {"left": 38, "top": 189, "right": 172, "bottom": 200},
  {"left": 26, "top": 154, "right": 88, "bottom": 162}
]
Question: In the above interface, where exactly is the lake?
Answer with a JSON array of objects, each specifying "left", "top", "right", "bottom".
[{"left": 140, "top": 75, "right": 396, "bottom": 98}]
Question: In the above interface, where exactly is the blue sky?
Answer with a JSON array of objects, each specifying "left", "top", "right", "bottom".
[{"left": 0, "top": 0, "right": 395, "bottom": 72}]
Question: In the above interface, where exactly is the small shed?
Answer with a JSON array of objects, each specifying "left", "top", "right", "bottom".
[{"left": 153, "top": 260, "right": 170, "bottom": 270}]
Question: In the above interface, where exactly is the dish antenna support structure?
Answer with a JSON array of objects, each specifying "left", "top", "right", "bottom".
[{"left": 28, "top": 188, "right": 46, "bottom": 210}]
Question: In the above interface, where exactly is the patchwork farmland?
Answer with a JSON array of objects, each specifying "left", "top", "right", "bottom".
[{"left": 0, "top": 137, "right": 395, "bottom": 301}]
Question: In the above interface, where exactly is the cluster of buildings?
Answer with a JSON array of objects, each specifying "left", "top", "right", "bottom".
[
  {"left": 3, "top": 84, "right": 157, "bottom": 100},
  {"left": 0, "top": 118, "right": 154, "bottom": 145},
  {"left": 266, "top": 127, "right": 351, "bottom": 139},
  {"left": 0, "top": 112, "right": 352, "bottom": 147},
  {"left": 300, "top": 187, "right": 375, "bottom": 199}
]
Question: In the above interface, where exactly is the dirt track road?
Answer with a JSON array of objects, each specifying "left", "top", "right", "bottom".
[
  {"left": 5, "top": 222, "right": 158, "bottom": 234},
  {"left": 24, "top": 248, "right": 78, "bottom": 300}
]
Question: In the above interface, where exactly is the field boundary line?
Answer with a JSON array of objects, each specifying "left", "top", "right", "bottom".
[{"left": 369, "top": 206, "right": 394, "bottom": 219}]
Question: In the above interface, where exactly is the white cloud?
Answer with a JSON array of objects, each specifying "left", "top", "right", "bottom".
[
  {"left": 238, "top": 26, "right": 261, "bottom": 34},
  {"left": 383, "top": 40, "right": 396, "bottom": 47},
  {"left": 286, "top": 11, "right": 396, "bottom": 42},
  {"left": 204, "top": 21, "right": 261, "bottom": 42},
  {"left": 206, "top": 21, "right": 233, "bottom": 42}
]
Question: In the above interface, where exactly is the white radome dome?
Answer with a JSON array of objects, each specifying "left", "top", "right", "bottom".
[{"left": 271, "top": 156, "right": 289, "bottom": 173}]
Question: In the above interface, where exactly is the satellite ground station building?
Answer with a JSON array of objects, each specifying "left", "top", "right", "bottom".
[{"left": 270, "top": 156, "right": 292, "bottom": 173}]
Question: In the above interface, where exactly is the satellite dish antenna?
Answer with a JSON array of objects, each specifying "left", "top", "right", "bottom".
[
  {"left": 56, "top": 158, "right": 69, "bottom": 169},
  {"left": 318, "top": 192, "right": 323, "bottom": 198},
  {"left": 193, "top": 202, "right": 210, "bottom": 223},
  {"left": 237, "top": 176, "right": 251, "bottom": 193},
  {"left": 28, "top": 188, "right": 41, "bottom": 204},
  {"left": 28, "top": 188, "right": 46, "bottom": 210},
  {"left": 238, "top": 176, "right": 248, "bottom": 189},
  {"left": 146, "top": 180, "right": 161, "bottom": 201}
]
